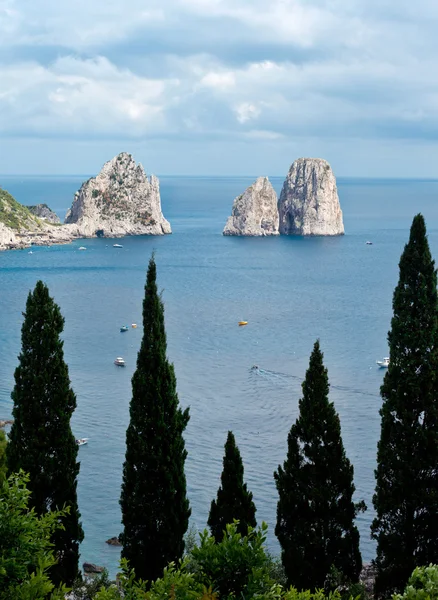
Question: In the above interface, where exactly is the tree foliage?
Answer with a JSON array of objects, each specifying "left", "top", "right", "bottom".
[
  {"left": 372, "top": 215, "right": 438, "bottom": 597},
  {"left": 208, "top": 431, "right": 256, "bottom": 540},
  {"left": 189, "top": 522, "right": 275, "bottom": 599},
  {"left": 275, "top": 340, "right": 364, "bottom": 590},
  {"left": 6, "top": 280, "right": 83, "bottom": 586},
  {"left": 0, "top": 471, "right": 68, "bottom": 599},
  {"left": 0, "top": 430, "right": 6, "bottom": 484},
  {"left": 120, "top": 254, "right": 191, "bottom": 583}
]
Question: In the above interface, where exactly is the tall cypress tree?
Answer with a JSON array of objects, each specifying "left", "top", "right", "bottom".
[
  {"left": 120, "top": 254, "right": 191, "bottom": 582},
  {"left": 208, "top": 431, "right": 257, "bottom": 540},
  {"left": 6, "top": 280, "right": 83, "bottom": 586},
  {"left": 0, "top": 430, "right": 6, "bottom": 484},
  {"left": 274, "top": 340, "right": 363, "bottom": 591},
  {"left": 372, "top": 214, "right": 438, "bottom": 597}
]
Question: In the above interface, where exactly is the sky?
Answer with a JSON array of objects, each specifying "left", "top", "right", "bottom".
[{"left": 1, "top": 0, "right": 438, "bottom": 176}]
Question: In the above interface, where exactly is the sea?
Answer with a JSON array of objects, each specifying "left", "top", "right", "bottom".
[{"left": 1, "top": 174, "right": 438, "bottom": 576}]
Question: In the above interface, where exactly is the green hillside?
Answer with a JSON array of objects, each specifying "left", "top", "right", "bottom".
[{"left": 0, "top": 188, "right": 43, "bottom": 231}]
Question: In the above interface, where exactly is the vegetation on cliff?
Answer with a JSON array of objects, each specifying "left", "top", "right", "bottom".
[{"left": 0, "top": 187, "right": 44, "bottom": 231}]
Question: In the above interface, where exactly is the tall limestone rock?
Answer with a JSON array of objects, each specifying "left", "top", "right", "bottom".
[
  {"left": 65, "top": 153, "right": 171, "bottom": 237},
  {"left": 278, "top": 158, "right": 344, "bottom": 236},
  {"left": 223, "top": 177, "right": 279, "bottom": 236}
]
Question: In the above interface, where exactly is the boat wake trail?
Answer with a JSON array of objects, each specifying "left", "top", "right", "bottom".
[{"left": 250, "top": 366, "right": 378, "bottom": 399}]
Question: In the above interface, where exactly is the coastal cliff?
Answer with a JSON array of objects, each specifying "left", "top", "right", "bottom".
[
  {"left": 65, "top": 153, "right": 171, "bottom": 237},
  {"left": 27, "top": 204, "right": 61, "bottom": 224},
  {"left": 0, "top": 188, "right": 74, "bottom": 250},
  {"left": 0, "top": 153, "right": 171, "bottom": 250},
  {"left": 278, "top": 158, "right": 344, "bottom": 236},
  {"left": 223, "top": 177, "right": 279, "bottom": 236}
]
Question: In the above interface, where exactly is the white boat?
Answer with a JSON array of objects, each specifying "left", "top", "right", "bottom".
[
  {"left": 366, "top": 241, "right": 373, "bottom": 245},
  {"left": 113, "top": 243, "right": 123, "bottom": 248},
  {"left": 76, "top": 438, "right": 88, "bottom": 446},
  {"left": 376, "top": 357, "right": 390, "bottom": 368},
  {"left": 114, "top": 357, "right": 126, "bottom": 367},
  {"left": 79, "top": 246, "right": 87, "bottom": 251}
]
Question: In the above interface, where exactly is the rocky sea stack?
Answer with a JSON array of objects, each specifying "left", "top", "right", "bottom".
[
  {"left": 223, "top": 177, "right": 279, "bottom": 236},
  {"left": 278, "top": 158, "right": 344, "bottom": 236},
  {"left": 65, "top": 152, "right": 171, "bottom": 237}
]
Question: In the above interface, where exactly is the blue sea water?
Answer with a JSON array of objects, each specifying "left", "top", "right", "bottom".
[{"left": 1, "top": 174, "right": 438, "bottom": 576}]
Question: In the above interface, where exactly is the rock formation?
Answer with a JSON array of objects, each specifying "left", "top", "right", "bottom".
[
  {"left": 278, "top": 158, "right": 344, "bottom": 236},
  {"left": 83, "top": 562, "right": 104, "bottom": 575},
  {"left": 105, "top": 536, "right": 122, "bottom": 546},
  {"left": 65, "top": 152, "right": 171, "bottom": 237},
  {"left": 223, "top": 177, "right": 279, "bottom": 236},
  {"left": 27, "top": 203, "right": 61, "bottom": 224}
]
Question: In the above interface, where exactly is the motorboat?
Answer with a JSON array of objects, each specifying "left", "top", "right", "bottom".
[
  {"left": 120, "top": 325, "right": 129, "bottom": 332},
  {"left": 114, "top": 357, "right": 126, "bottom": 367},
  {"left": 131, "top": 323, "right": 137, "bottom": 328},
  {"left": 376, "top": 357, "right": 390, "bottom": 368},
  {"left": 238, "top": 321, "right": 248, "bottom": 326},
  {"left": 76, "top": 438, "right": 88, "bottom": 446},
  {"left": 113, "top": 243, "right": 123, "bottom": 248},
  {"left": 366, "top": 241, "right": 373, "bottom": 245},
  {"left": 78, "top": 246, "right": 87, "bottom": 250}
]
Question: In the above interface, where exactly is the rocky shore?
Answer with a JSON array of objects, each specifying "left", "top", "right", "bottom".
[{"left": 0, "top": 153, "right": 171, "bottom": 251}]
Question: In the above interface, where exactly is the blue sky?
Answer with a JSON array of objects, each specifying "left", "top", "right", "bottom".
[{"left": 1, "top": 0, "right": 438, "bottom": 176}]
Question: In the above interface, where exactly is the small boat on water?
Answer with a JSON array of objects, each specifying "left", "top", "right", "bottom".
[
  {"left": 76, "top": 438, "right": 88, "bottom": 446},
  {"left": 238, "top": 321, "right": 248, "bottom": 326},
  {"left": 114, "top": 357, "right": 126, "bottom": 367},
  {"left": 79, "top": 246, "right": 87, "bottom": 251},
  {"left": 366, "top": 241, "right": 373, "bottom": 245},
  {"left": 113, "top": 243, "right": 123, "bottom": 248},
  {"left": 377, "top": 357, "right": 390, "bottom": 368},
  {"left": 120, "top": 325, "right": 129, "bottom": 332},
  {"left": 131, "top": 323, "right": 137, "bottom": 328}
]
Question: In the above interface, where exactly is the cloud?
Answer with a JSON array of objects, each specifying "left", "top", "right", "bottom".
[{"left": 1, "top": 0, "right": 438, "bottom": 152}]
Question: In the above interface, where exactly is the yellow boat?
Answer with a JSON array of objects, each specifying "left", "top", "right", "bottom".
[
  {"left": 238, "top": 321, "right": 248, "bottom": 326},
  {"left": 131, "top": 323, "right": 137, "bottom": 328}
]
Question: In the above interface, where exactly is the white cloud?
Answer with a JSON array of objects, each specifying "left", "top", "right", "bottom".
[
  {"left": 235, "top": 103, "right": 261, "bottom": 124},
  {"left": 1, "top": 0, "right": 438, "bottom": 152}
]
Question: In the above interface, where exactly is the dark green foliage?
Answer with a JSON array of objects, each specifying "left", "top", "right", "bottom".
[
  {"left": 372, "top": 214, "right": 438, "bottom": 597},
  {"left": 274, "top": 340, "right": 364, "bottom": 591},
  {"left": 0, "top": 471, "right": 68, "bottom": 599},
  {"left": 0, "top": 430, "right": 6, "bottom": 484},
  {"left": 6, "top": 280, "right": 83, "bottom": 586},
  {"left": 208, "top": 431, "right": 256, "bottom": 540},
  {"left": 120, "top": 254, "right": 191, "bottom": 583}
]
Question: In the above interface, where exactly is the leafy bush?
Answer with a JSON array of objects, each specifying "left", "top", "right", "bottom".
[
  {"left": 393, "top": 565, "right": 438, "bottom": 600},
  {"left": 0, "top": 471, "right": 68, "bottom": 599},
  {"left": 188, "top": 521, "right": 277, "bottom": 599}
]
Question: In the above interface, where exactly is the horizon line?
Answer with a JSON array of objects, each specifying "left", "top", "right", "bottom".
[{"left": 2, "top": 174, "right": 438, "bottom": 181}]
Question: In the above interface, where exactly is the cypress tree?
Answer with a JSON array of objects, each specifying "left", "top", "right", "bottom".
[
  {"left": 0, "top": 430, "right": 6, "bottom": 484},
  {"left": 6, "top": 280, "right": 83, "bottom": 586},
  {"left": 120, "top": 253, "right": 191, "bottom": 582},
  {"left": 208, "top": 431, "right": 257, "bottom": 540},
  {"left": 372, "top": 214, "right": 438, "bottom": 597},
  {"left": 274, "top": 340, "right": 363, "bottom": 590}
]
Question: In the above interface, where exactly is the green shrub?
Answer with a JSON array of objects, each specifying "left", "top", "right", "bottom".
[{"left": 393, "top": 565, "right": 438, "bottom": 600}]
